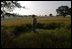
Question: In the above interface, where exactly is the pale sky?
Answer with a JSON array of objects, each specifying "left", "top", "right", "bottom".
[{"left": 11, "top": 1, "right": 71, "bottom": 16}]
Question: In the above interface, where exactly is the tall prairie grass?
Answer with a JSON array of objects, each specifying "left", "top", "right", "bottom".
[{"left": 1, "top": 17, "right": 71, "bottom": 48}]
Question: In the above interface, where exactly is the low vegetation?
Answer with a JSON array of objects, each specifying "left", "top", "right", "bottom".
[{"left": 1, "top": 17, "right": 71, "bottom": 48}]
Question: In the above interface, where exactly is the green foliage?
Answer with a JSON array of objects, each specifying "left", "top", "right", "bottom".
[
  {"left": 56, "top": 6, "right": 71, "bottom": 17},
  {"left": 11, "top": 29, "right": 71, "bottom": 48},
  {"left": 1, "top": 17, "right": 71, "bottom": 48},
  {"left": 1, "top": 23, "right": 71, "bottom": 48},
  {"left": 1, "top": 23, "right": 71, "bottom": 36}
]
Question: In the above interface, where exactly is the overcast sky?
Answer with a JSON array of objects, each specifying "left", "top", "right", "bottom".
[{"left": 11, "top": 1, "right": 71, "bottom": 16}]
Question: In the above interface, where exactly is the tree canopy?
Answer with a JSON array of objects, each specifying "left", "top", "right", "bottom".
[
  {"left": 1, "top": 1, "right": 25, "bottom": 18},
  {"left": 56, "top": 6, "right": 71, "bottom": 17}
]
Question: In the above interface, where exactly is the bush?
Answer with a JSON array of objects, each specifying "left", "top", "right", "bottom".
[
  {"left": 37, "top": 23, "right": 44, "bottom": 29},
  {"left": 1, "top": 23, "right": 71, "bottom": 36}
]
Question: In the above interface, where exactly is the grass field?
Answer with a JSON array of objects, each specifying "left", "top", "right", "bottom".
[{"left": 1, "top": 16, "right": 71, "bottom": 48}]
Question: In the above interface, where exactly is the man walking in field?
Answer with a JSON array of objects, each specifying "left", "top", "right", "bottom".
[{"left": 32, "top": 15, "right": 37, "bottom": 33}]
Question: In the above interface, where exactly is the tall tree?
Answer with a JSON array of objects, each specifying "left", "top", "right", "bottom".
[
  {"left": 1, "top": 1, "right": 25, "bottom": 18},
  {"left": 56, "top": 6, "right": 71, "bottom": 17}
]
